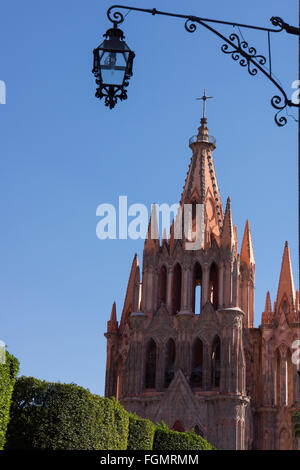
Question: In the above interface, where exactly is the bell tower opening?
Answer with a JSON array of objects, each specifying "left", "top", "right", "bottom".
[
  {"left": 172, "top": 263, "right": 182, "bottom": 315},
  {"left": 209, "top": 262, "right": 219, "bottom": 309},
  {"left": 158, "top": 265, "right": 167, "bottom": 306},
  {"left": 192, "top": 262, "right": 202, "bottom": 313}
]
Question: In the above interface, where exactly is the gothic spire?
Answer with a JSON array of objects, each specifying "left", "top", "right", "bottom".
[
  {"left": 107, "top": 301, "right": 118, "bottom": 332},
  {"left": 261, "top": 291, "right": 273, "bottom": 325},
  {"left": 180, "top": 117, "right": 223, "bottom": 248},
  {"left": 110, "top": 301, "right": 117, "bottom": 322},
  {"left": 119, "top": 253, "right": 140, "bottom": 330},
  {"left": 221, "top": 197, "right": 235, "bottom": 249},
  {"left": 276, "top": 241, "right": 295, "bottom": 311},
  {"left": 240, "top": 220, "right": 255, "bottom": 269},
  {"left": 161, "top": 227, "right": 168, "bottom": 248},
  {"left": 144, "top": 204, "right": 159, "bottom": 255},
  {"left": 264, "top": 291, "right": 272, "bottom": 313}
]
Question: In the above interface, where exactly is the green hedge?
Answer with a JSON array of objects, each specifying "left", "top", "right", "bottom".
[
  {"left": 153, "top": 423, "right": 215, "bottom": 450},
  {"left": 5, "top": 376, "right": 215, "bottom": 450},
  {"left": 127, "top": 413, "right": 156, "bottom": 450},
  {"left": 0, "top": 351, "right": 19, "bottom": 450},
  {"left": 5, "top": 377, "right": 129, "bottom": 450}
]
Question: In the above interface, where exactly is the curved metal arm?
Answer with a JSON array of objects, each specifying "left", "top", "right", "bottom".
[
  {"left": 106, "top": 5, "right": 299, "bottom": 126},
  {"left": 185, "top": 17, "right": 295, "bottom": 127},
  {"left": 107, "top": 5, "right": 283, "bottom": 32}
]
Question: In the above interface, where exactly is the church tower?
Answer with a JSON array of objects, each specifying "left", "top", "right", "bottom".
[{"left": 104, "top": 110, "right": 300, "bottom": 450}]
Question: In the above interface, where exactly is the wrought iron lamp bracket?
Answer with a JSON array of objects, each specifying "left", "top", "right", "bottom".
[{"left": 105, "top": 5, "right": 300, "bottom": 125}]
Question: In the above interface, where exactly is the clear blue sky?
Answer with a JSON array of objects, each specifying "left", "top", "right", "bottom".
[{"left": 1, "top": 0, "right": 298, "bottom": 395}]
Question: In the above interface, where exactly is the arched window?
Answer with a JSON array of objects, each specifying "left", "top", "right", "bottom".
[
  {"left": 164, "top": 338, "right": 176, "bottom": 388},
  {"left": 211, "top": 335, "right": 221, "bottom": 389},
  {"left": 192, "top": 263, "right": 202, "bottom": 314},
  {"left": 145, "top": 339, "right": 157, "bottom": 389},
  {"left": 158, "top": 265, "right": 167, "bottom": 306},
  {"left": 209, "top": 262, "right": 219, "bottom": 309},
  {"left": 190, "top": 338, "right": 203, "bottom": 388},
  {"left": 172, "top": 263, "right": 182, "bottom": 315},
  {"left": 172, "top": 421, "right": 185, "bottom": 432}
]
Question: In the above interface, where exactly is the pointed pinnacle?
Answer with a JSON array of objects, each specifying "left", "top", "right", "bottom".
[
  {"left": 276, "top": 241, "right": 295, "bottom": 310},
  {"left": 110, "top": 301, "right": 117, "bottom": 322},
  {"left": 240, "top": 220, "right": 255, "bottom": 268},
  {"left": 264, "top": 291, "right": 272, "bottom": 313},
  {"left": 221, "top": 197, "right": 234, "bottom": 248}
]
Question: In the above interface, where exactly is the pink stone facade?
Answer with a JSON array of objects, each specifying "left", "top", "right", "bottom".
[{"left": 104, "top": 118, "right": 300, "bottom": 450}]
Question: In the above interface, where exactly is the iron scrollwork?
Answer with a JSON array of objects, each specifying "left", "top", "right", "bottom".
[
  {"left": 221, "top": 33, "right": 266, "bottom": 76},
  {"left": 107, "top": 6, "right": 126, "bottom": 26},
  {"left": 184, "top": 18, "right": 198, "bottom": 34},
  {"left": 101, "top": 5, "right": 300, "bottom": 125},
  {"left": 184, "top": 15, "right": 297, "bottom": 126},
  {"left": 95, "top": 84, "right": 128, "bottom": 110},
  {"left": 271, "top": 95, "right": 291, "bottom": 127}
]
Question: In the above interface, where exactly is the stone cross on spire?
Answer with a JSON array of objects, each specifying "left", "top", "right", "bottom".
[{"left": 196, "top": 88, "right": 213, "bottom": 119}]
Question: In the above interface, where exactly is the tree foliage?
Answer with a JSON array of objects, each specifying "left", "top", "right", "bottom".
[
  {"left": 5, "top": 377, "right": 128, "bottom": 450},
  {"left": 0, "top": 351, "right": 19, "bottom": 450}
]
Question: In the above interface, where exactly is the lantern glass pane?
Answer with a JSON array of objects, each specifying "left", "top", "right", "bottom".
[{"left": 100, "top": 50, "right": 127, "bottom": 86}]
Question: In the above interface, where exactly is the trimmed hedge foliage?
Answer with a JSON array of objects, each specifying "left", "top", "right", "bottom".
[
  {"left": 153, "top": 423, "right": 215, "bottom": 450},
  {"left": 5, "top": 377, "right": 129, "bottom": 450},
  {"left": 0, "top": 351, "right": 19, "bottom": 450},
  {"left": 6, "top": 376, "right": 215, "bottom": 450},
  {"left": 127, "top": 413, "right": 156, "bottom": 450}
]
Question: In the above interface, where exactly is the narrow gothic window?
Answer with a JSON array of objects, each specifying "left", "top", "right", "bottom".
[
  {"left": 211, "top": 335, "right": 221, "bottom": 389},
  {"left": 209, "top": 262, "right": 219, "bottom": 309},
  {"left": 287, "top": 349, "right": 293, "bottom": 406},
  {"left": 191, "top": 200, "right": 197, "bottom": 241},
  {"left": 172, "top": 263, "right": 182, "bottom": 315},
  {"left": 190, "top": 338, "right": 203, "bottom": 388},
  {"left": 276, "top": 348, "right": 281, "bottom": 405},
  {"left": 193, "top": 263, "right": 202, "bottom": 313},
  {"left": 164, "top": 338, "right": 176, "bottom": 388},
  {"left": 281, "top": 300, "right": 288, "bottom": 313},
  {"left": 192, "top": 200, "right": 197, "bottom": 220},
  {"left": 145, "top": 339, "right": 157, "bottom": 389},
  {"left": 158, "top": 265, "right": 167, "bottom": 306},
  {"left": 116, "top": 359, "right": 123, "bottom": 401}
]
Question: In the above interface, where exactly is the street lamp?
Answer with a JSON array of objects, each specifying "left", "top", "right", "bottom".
[{"left": 92, "top": 23, "right": 135, "bottom": 109}]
